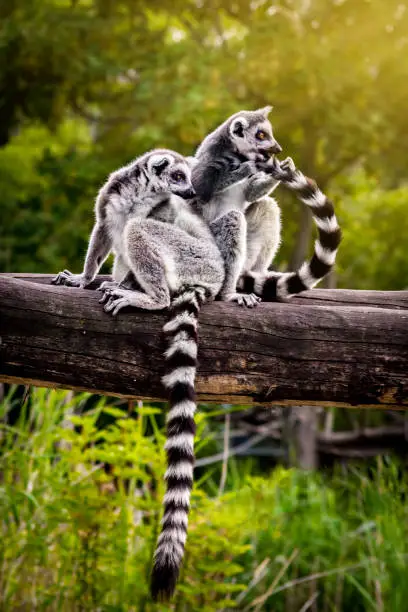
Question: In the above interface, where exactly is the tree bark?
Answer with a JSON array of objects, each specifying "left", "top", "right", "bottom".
[
  {"left": 284, "top": 405, "right": 318, "bottom": 469},
  {"left": 0, "top": 274, "right": 407, "bottom": 408}
]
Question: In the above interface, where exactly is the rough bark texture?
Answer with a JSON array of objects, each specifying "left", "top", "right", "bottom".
[{"left": 1, "top": 274, "right": 408, "bottom": 408}]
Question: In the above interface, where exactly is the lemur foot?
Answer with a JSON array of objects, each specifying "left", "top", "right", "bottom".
[
  {"left": 98, "top": 275, "right": 139, "bottom": 299},
  {"left": 52, "top": 269, "right": 86, "bottom": 288},
  {"left": 224, "top": 292, "right": 261, "bottom": 308},
  {"left": 98, "top": 280, "right": 120, "bottom": 294},
  {"left": 99, "top": 287, "right": 137, "bottom": 316},
  {"left": 98, "top": 271, "right": 139, "bottom": 294}
]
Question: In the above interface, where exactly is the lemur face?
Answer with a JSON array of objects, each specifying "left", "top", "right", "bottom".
[
  {"left": 146, "top": 150, "right": 196, "bottom": 199},
  {"left": 228, "top": 107, "right": 282, "bottom": 162}
]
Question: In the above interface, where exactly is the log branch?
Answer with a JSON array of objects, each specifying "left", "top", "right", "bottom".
[{"left": 1, "top": 274, "right": 407, "bottom": 408}]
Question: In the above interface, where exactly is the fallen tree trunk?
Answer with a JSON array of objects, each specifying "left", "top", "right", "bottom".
[{"left": 0, "top": 274, "right": 407, "bottom": 408}]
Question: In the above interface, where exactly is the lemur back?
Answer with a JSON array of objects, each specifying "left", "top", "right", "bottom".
[
  {"left": 52, "top": 150, "right": 225, "bottom": 602},
  {"left": 191, "top": 108, "right": 341, "bottom": 302}
]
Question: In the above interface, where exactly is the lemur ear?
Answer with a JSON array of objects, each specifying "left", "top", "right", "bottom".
[
  {"left": 230, "top": 116, "right": 249, "bottom": 138},
  {"left": 259, "top": 105, "right": 273, "bottom": 117},
  {"left": 148, "top": 154, "right": 172, "bottom": 175}
]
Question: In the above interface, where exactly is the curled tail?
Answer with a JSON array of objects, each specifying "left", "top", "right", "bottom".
[
  {"left": 243, "top": 166, "right": 342, "bottom": 300},
  {"left": 150, "top": 286, "right": 206, "bottom": 601}
]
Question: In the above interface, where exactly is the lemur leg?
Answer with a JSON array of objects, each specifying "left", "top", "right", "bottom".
[
  {"left": 235, "top": 168, "right": 282, "bottom": 287},
  {"left": 239, "top": 194, "right": 292, "bottom": 301},
  {"left": 53, "top": 223, "right": 111, "bottom": 288},
  {"left": 100, "top": 220, "right": 171, "bottom": 316},
  {"left": 99, "top": 258, "right": 140, "bottom": 293},
  {"left": 243, "top": 196, "right": 282, "bottom": 275},
  {"left": 101, "top": 288, "right": 169, "bottom": 316},
  {"left": 112, "top": 254, "right": 131, "bottom": 283},
  {"left": 210, "top": 211, "right": 260, "bottom": 307},
  {"left": 98, "top": 273, "right": 141, "bottom": 294},
  {"left": 239, "top": 198, "right": 292, "bottom": 300}
]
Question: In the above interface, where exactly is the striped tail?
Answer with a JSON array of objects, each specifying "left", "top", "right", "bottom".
[
  {"left": 150, "top": 286, "right": 206, "bottom": 601},
  {"left": 242, "top": 168, "right": 342, "bottom": 301}
]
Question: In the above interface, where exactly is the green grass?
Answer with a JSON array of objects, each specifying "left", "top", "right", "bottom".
[{"left": 0, "top": 388, "right": 407, "bottom": 611}]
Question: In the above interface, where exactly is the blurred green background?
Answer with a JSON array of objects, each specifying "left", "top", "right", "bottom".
[{"left": 1, "top": 1, "right": 408, "bottom": 610}]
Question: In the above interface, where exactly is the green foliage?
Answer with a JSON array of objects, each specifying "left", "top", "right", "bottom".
[
  {"left": 0, "top": 121, "right": 102, "bottom": 273},
  {"left": 1, "top": 388, "right": 408, "bottom": 611},
  {"left": 334, "top": 170, "right": 408, "bottom": 290},
  {"left": 0, "top": 389, "right": 248, "bottom": 611}
]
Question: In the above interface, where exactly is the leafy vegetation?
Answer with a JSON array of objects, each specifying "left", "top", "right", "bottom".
[{"left": 1, "top": 388, "right": 407, "bottom": 611}]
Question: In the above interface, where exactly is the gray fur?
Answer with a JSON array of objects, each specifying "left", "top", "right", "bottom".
[
  {"left": 192, "top": 109, "right": 341, "bottom": 301},
  {"left": 98, "top": 203, "right": 224, "bottom": 314},
  {"left": 191, "top": 108, "right": 283, "bottom": 303},
  {"left": 52, "top": 149, "right": 198, "bottom": 289}
]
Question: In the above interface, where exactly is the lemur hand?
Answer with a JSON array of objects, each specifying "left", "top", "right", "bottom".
[
  {"left": 277, "top": 156, "right": 296, "bottom": 178},
  {"left": 51, "top": 269, "right": 89, "bottom": 288},
  {"left": 255, "top": 156, "right": 296, "bottom": 180}
]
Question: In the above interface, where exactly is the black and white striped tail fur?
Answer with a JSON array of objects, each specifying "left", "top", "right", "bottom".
[
  {"left": 243, "top": 169, "right": 342, "bottom": 300},
  {"left": 150, "top": 286, "right": 207, "bottom": 601}
]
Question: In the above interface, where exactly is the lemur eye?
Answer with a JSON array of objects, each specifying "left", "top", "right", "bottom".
[
  {"left": 172, "top": 171, "right": 186, "bottom": 183},
  {"left": 256, "top": 130, "right": 267, "bottom": 141}
]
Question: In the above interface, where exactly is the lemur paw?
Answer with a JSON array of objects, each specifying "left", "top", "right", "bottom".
[
  {"left": 270, "top": 156, "right": 298, "bottom": 183},
  {"left": 256, "top": 156, "right": 297, "bottom": 181},
  {"left": 51, "top": 270, "right": 85, "bottom": 288},
  {"left": 224, "top": 292, "right": 261, "bottom": 308},
  {"left": 99, "top": 287, "right": 134, "bottom": 316},
  {"left": 104, "top": 297, "right": 131, "bottom": 316},
  {"left": 98, "top": 280, "right": 120, "bottom": 293},
  {"left": 279, "top": 156, "right": 296, "bottom": 175}
]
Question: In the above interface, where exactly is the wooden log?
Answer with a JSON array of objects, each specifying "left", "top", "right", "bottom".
[{"left": 1, "top": 274, "right": 408, "bottom": 408}]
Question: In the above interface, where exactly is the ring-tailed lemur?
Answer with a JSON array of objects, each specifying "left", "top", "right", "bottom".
[
  {"left": 52, "top": 150, "right": 225, "bottom": 601},
  {"left": 52, "top": 149, "right": 196, "bottom": 290},
  {"left": 191, "top": 107, "right": 342, "bottom": 301}
]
